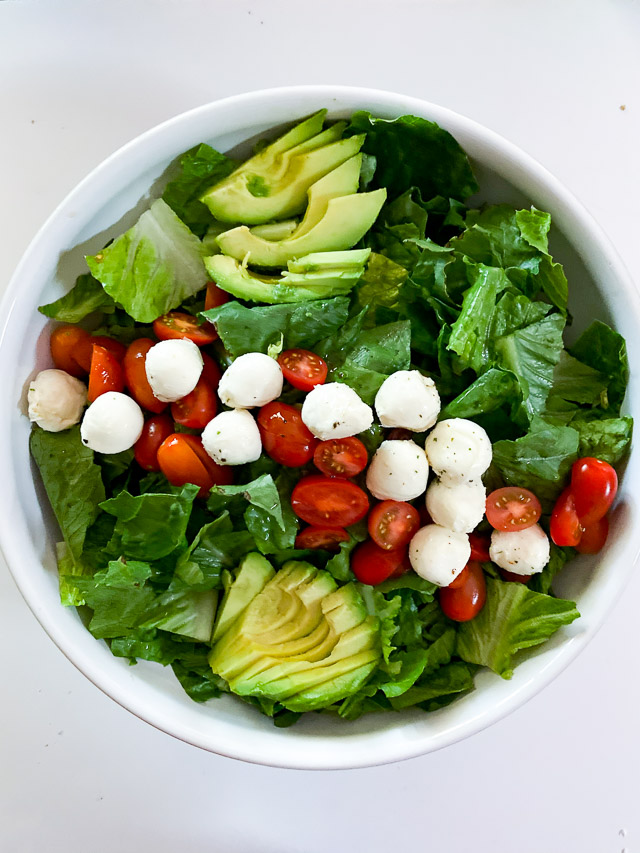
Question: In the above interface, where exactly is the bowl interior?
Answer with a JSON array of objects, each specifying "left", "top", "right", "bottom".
[{"left": 2, "top": 86, "right": 639, "bottom": 769}]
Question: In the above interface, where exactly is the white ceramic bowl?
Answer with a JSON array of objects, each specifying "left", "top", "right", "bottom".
[{"left": 1, "top": 86, "right": 639, "bottom": 770}]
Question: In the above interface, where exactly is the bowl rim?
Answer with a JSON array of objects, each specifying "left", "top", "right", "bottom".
[{"left": 2, "top": 84, "right": 639, "bottom": 770}]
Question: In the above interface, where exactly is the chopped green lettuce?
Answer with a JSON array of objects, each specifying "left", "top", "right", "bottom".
[{"left": 38, "top": 274, "right": 116, "bottom": 322}]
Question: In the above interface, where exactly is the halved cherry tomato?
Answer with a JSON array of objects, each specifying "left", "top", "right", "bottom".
[
  {"left": 550, "top": 487, "right": 583, "bottom": 546},
  {"left": 291, "top": 474, "right": 370, "bottom": 527},
  {"left": 313, "top": 436, "right": 368, "bottom": 479},
  {"left": 257, "top": 402, "right": 317, "bottom": 467},
  {"left": 387, "top": 428, "right": 413, "bottom": 441},
  {"left": 171, "top": 377, "right": 217, "bottom": 430},
  {"left": 294, "top": 526, "right": 350, "bottom": 551},
  {"left": 446, "top": 563, "right": 471, "bottom": 590},
  {"left": 576, "top": 516, "right": 609, "bottom": 554},
  {"left": 368, "top": 500, "right": 420, "bottom": 551},
  {"left": 499, "top": 568, "right": 531, "bottom": 584},
  {"left": 134, "top": 414, "right": 174, "bottom": 471},
  {"left": 201, "top": 352, "right": 222, "bottom": 391},
  {"left": 73, "top": 334, "right": 127, "bottom": 374},
  {"left": 469, "top": 532, "right": 491, "bottom": 563},
  {"left": 87, "top": 344, "right": 125, "bottom": 402},
  {"left": 351, "top": 539, "right": 409, "bottom": 585},
  {"left": 50, "top": 325, "right": 92, "bottom": 377},
  {"left": 153, "top": 311, "right": 217, "bottom": 346},
  {"left": 571, "top": 457, "right": 618, "bottom": 525},
  {"left": 485, "top": 486, "right": 542, "bottom": 532},
  {"left": 205, "top": 281, "right": 231, "bottom": 311},
  {"left": 157, "top": 433, "right": 232, "bottom": 497},
  {"left": 439, "top": 561, "right": 486, "bottom": 622},
  {"left": 277, "top": 348, "right": 328, "bottom": 391},
  {"left": 123, "top": 338, "right": 167, "bottom": 414}
]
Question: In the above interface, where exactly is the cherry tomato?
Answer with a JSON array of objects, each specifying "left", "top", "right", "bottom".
[
  {"left": 257, "top": 402, "right": 317, "bottom": 467},
  {"left": 171, "top": 377, "right": 217, "bottom": 430},
  {"left": 134, "top": 414, "right": 174, "bottom": 471},
  {"left": 387, "top": 428, "right": 413, "bottom": 441},
  {"left": 50, "top": 325, "right": 92, "bottom": 377},
  {"left": 445, "top": 563, "right": 471, "bottom": 590},
  {"left": 550, "top": 487, "right": 583, "bottom": 546},
  {"left": 469, "top": 532, "right": 491, "bottom": 563},
  {"left": 277, "top": 348, "right": 328, "bottom": 391},
  {"left": 485, "top": 486, "right": 542, "bottom": 532},
  {"left": 123, "top": 338, "right": 167, "bottom": 414},
  {"left": 72, "top": 334, "right": 127, "bottom": 374},
  {"left": 291, "top": 474, "right": 370, "bottom": 527},
  {"left": 576, "top": 516, "right": 609, "bottom": 554},
  {"left": 351, "top": 539, "right": 409, "bottom": 585},
  {"left": 313, "top": 436, "right": 368, "bottom": 479},
  {"left": 571, "top": 457, "right": 618, "bottom": 525},
  {"left": 368, "top": 500, "right": 420, "bottom": 551},
  {"left": 153, "top": 311, "right": 217, "bottom": 346},
  {"left": 201, "top": 352, "right": 222, "bottom": 391},
  {"left": 87, "top": 343, "right": 125, "bottom": 402},
  {"left": 294, "top": 526, "right": 350, "bottom": 551},
  {"left": 205, "top": 281, "right": 232, "bottom": 311},
  {"left": 499, "top": 568, "right": 531, "bottom": 584},
  {"left": 157, "top": 433, "right": 232, "bottom": 498},
  {"left": 439, "top": 561, "right": 486, "bottom": 622}
]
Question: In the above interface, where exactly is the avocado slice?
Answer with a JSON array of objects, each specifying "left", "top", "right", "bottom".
[
  {"left": 288, "top": 249, "right": 371, "bottom": 273},
  {"left": 212, "top": 552, "right": 274, "bottom": 642},
  {"left": 291, "top": 155, "right": 362, "bottom": 238},
  {"left": 216, "top": 188, "right": 387, "bottom": 267},
  {"left": 250, "top": 219, "right": 299, "bottom": 241}
]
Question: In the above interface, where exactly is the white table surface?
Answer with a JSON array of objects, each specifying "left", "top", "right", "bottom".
[{"left": 2, "top": 1, "right": 640, "bottom": 850}]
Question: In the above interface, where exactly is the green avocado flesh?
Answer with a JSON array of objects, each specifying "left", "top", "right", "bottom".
[{"left": 209, "top": 559, "right": 381, "bottom": 712}]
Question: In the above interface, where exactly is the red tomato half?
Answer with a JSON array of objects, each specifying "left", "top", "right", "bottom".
[
  {"left": 571, "top": 457, "right": 618, "bottom": 525},
  {"left": 294, "top": 526, "right": 350, "bottom": 551},
  {"left": 134, "top": 414, "right": 174, "bottom": 471},
  {"left": 576, "top": 516, "right": 609, "bottom": 554},
  {"left": 123, "top": 338, "right": 167, "bottom": 414},
  {"left": 351, "top": 539, "right": 409, "bottom": 586},
  {"left": 87, "top": 344, "right": 125, "bottom": 402},
  {"left": 50, "top": 325, "right": 92, "bottom": 377},
  {"left": 153, "top": 311, "right": 217, "bottom": 346},
  {"left": 439, "top": 561, "right": 486, "bottom": 622},
  {"left": 171, "top": 377, "right": 217, "bottom": 430},
  {"left": 550, "top": 487, "right": 583, "bottom": 546},
  {"left": 257, "top": 402, "right": 317, "bottom": 467},
  {"left": 469, "top": 532, "right": 491, "bottom": 563},
  {"left": 313, "top": 437, "right": 368, "bottom": 479},
  {"left": 157, "top": 433, "right": 232, "bottom": 498},
  {"left": 368, "top": 500, "right": 420, "bottom": 551},
  {"left": 291, "top": 474, "right": 370, "bottom": 527},
  {"left": 485, "top": 487, "right": 542, "bottom": 532},
  {"left": 205, "top": 281, "right": 231, "bottom": 311},
  {"left": 278, "top": 349, "right": 328, "bottom": 391}
]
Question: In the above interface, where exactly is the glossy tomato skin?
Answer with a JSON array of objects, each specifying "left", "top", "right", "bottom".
[
  {"left": 157, "top": 433, "right": 232, "bottom": 497},
  {"left": 123, "top": 338, "right": 167, "bottom": 414},
  {"left": 571, "top": 457, "right": 618, "bottom": 525},
  {"left": 469, "top": 532, "right": 491, "bottom": 563},
  {"left": 87, "top": 343, "right": 125, "bottom": 402},
  {"left": 486, "top": 486, "right": 542, "bottom": 531},
  {"left": 50, "top": 325, "right": 91, "bottom": 377},
  {"left": 257, "top": 402, "right": 317, "bottom": 467},
  {"left": 201, "top": 352, "right": 222, "bottom": 391},
  {"left": 576, "top": 515, "right": 609, "bottom": 554},
  {"left": 313, "top": 437, "right": 368, "bottom": 479},
  {"left": 74, "top": 334, "right": 127, "bottom": 374},
  {"left": 171, "top": 377, "right": 217, "bottom": 430},
  {"left": 134, "top": 414, "right": 174, "bottom": 471},
  {"left": 499, "top": 568, "right": 531, "bottom": 584},
  {"left": 439, "top": 561, "right": 486, "bottom": 622},
  {"left": 291, "top": 474, "right": 370, "bottom": 527},
  {"left": 550, "top": 487, "right": 583, "bottom": 546},
  {"left": 351, "top": 539, "right": 409, "bottom": 585},
  {"left": 294, "top": 526, "right": 350, "bottom": 551},
  {"left": 277, "top": 349, "right": 328, "bottom": 392},
  {"left": 153, "top": 311, "right": 217, "bottom": 346},
  {"left": 205, "top": 281, "right": 231, "bottom": 311},
  {"left": 368, "top": 500, "right": 420, "bottom": 551}
]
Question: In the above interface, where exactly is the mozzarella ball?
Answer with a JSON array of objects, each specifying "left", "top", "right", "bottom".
[
  {"left": 145, "top": 338, "right": 203, "bottom": 402},
  {"left": 425, "top": 418, "right": 492, "bottom": 484},
  {"left": 489, "top": 524, "right": 550, "bottom": 575},
  {"left": 301, "top": 382, "right": 373, "bottom": 440},
  {"left": 80, "top": 391, "right": 144, "bottom": 454},
  {"left": 218, "top": 352, "right": 283, "bottom": 409},
  {"left": 365, "top": 439, "right": 429, "bottom": 502},
  {"left": 374, "top": 370, "right": 441, "bottom": 432},
  {"left": 426, "top": 478, "right": 486, "bottom": 534},
  {"left": 202, "top": 408, "right": 262, "bottom": 466},
  {"left": 409, "top": 524, "right": 471, "bottom": 587},
  {"left": 28, "top": 369, "right": 86, "bottom": 432}
]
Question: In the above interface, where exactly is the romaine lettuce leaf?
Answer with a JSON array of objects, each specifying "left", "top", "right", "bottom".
[
  {"left": 244, "top": 471, "right": 299, "bottom": 555},
  {"left": 138, "top": 588, "right": 217, "bottom": 642},
  {"left": 38, "top": 273, "right": 116, "bottom": 322},
  {"left": 573, "top": 416, "right": 633, "bottom": 464},
  {"left": 569, "top": 320, "right": 629, "bottom": 413},
  {"left": 174, "top": 512, "right": 255, "bottom": 589}
]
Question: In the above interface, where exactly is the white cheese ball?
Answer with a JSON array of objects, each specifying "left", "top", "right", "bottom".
[
  {"left": 425, "top": 418, "right": 492, "bottom": 484},
  {"left": 80, "top": 391, "right": 144, "bottom": 454},
  {"left": 301, "top": 382, "right": 373, "bottom": 440},
  {"left": 218, "top": 352, "right": 283, "bottom": 409},
  {"left": 409, "top": 524, "right": 471, "bottom": 587},
  {"left": 28, "top": 369, "right": 86, "bottom": 432},
  {"left": 365, "top": 439, "right": 429, "bottom": 502},
  {"left": 426, "top": 478, "right": 486, "bottom": 534},
  {"left": 489, "top": 524, "right": 550, "bottom": 576},
  {"left": 374, "top": 370, "right": 441, "bottom": 432},
  {"left": 145, "top": 338, "right": 203, "bottom": 403},
  {"left": 201, "top": 409, "right": 262, "bottom": 466}
]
